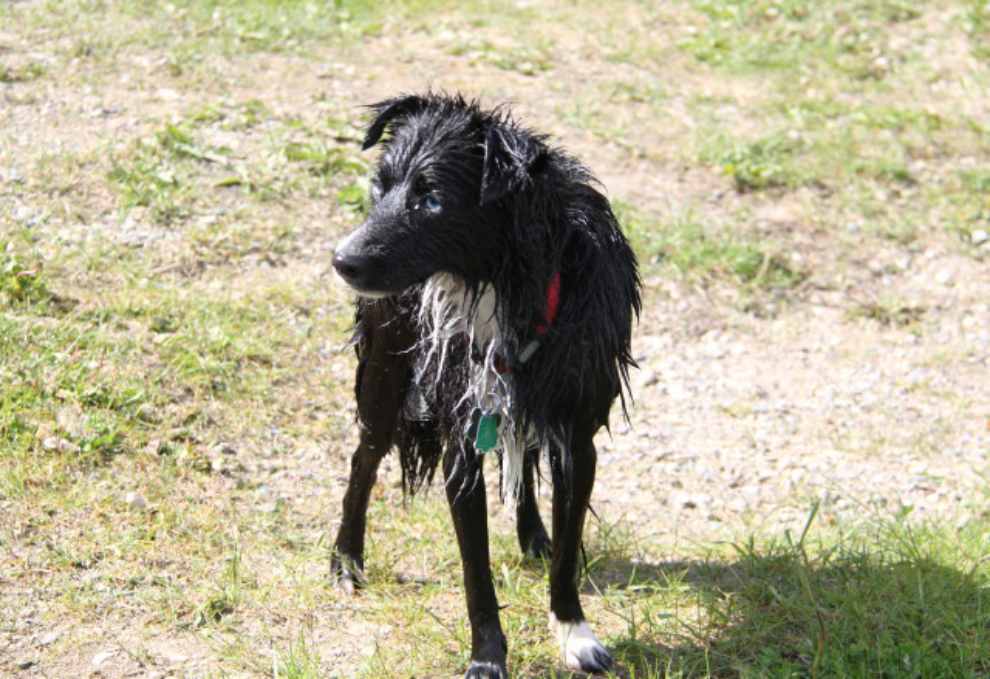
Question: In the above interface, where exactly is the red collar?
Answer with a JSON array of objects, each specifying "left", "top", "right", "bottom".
[
  {"left": 534, "top": 271, "right": 561, "bottom": 335},
  {"left": 462, "top": 271, "right": 561, "bottom": 374}
]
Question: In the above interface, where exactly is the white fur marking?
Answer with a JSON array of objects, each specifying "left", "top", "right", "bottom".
[
  {"left": 550, "top": 614, "right": 609, "bottom": 672},
  {"left": 417, "top": 274, "right": 530, "bottom": 504}
]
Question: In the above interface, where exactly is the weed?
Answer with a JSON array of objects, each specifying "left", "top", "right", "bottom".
[
  {"left": 0, "top": 61, "right": 46, "bottom": 83},
  {"left": 963, "top": 0, "right": 990, "bottom": 58},
  {"left": 193, "top": 545, "right": 243, "bottom": 626},
  {"left": 847, "top": 297, "right": 927, "bottom": 328},
  {"left": 0, "top": 242, "right": 50, "bottom": 305},
  {"left": 701, "top": 131, "right": 802, "bottom": 191}
]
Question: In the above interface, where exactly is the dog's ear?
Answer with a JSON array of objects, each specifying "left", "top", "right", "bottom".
[
  {"left": 480, "top": 125, "right": 545, "bottom": 205},
  {"left": 362, "top": 95, "right": 429, "bottom": 150}
]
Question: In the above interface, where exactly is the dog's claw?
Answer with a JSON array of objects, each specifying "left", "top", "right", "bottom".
[
  {"left": 522, "top": 531, "right": 552, "bottom": 560},
  {"left": 331, "top": 553, "right": 365, "bottom": 595},
  {"left": 464, "top": 661, "right": 508, "bottom": 679},
  {"left": 335, "top": 572, "right": 357, "bottom": 595},
  {"left": 554, "top": 618, "right": 613, "bottom": 675},
  {"left": 573, "top": 646, "right": 613, "bottom": 675}
]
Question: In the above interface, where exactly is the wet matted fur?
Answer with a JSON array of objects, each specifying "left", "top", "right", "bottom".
[{"left": 330, "top": 92, "right": 640, "bottom": 678}]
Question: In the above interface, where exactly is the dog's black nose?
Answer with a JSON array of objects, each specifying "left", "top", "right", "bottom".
[{"left": 332, "top": 250, "right": 370, "bottom": 284}]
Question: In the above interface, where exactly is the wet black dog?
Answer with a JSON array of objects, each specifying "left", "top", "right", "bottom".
[{"left": 330, "top": 92, "right": 640, "bottom": 678}]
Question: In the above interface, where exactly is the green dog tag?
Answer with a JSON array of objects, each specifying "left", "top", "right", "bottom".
[{"left": 475, "top": 413, "right": 501, "bottom": 453}]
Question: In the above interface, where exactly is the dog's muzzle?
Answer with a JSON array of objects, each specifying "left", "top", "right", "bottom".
[{"left": 331, "top": 249, "right": 372, "bottom": 287}]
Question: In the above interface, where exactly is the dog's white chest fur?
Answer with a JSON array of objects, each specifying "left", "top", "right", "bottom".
[
  {"left": 418, "top": 273, "right": 531, "bottom": 503},
  {"left": 420, "top": 273, "right": 503, "bottom": 347}
]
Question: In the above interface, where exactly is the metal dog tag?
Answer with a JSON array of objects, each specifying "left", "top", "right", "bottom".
[{"left": 475, "top": 413, "right": 501, "bottom": 453}]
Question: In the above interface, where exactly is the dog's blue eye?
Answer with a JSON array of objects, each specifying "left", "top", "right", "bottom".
[{"left": 423, "top": 196, "right": 441, "bottom": 213}]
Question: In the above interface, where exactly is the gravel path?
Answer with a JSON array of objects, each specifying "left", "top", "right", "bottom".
[{"left": 597, "top": 248, "right": 990, "bottom": 549}]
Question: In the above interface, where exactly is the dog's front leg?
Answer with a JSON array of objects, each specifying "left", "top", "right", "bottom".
[
  {"left": 331, "top": 425, "right": 391, "bottom": 594},
  {"left": 549, "top": 430, "right": 613, "bottom": 675},
  {"left": 332, "top": 329, "right": 409, "bottom": 594},
  {"left": 444, "top": 444, "right": 508, "bottom": 679}
]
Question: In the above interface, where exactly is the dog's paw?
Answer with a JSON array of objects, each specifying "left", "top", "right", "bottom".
[
  {"left": 521, "top": 530, "right": 552, "bottom": 560},
  {"left": 552, "top": 616, "right": 613, "bottom": 675},
  {"left": 463, "top": 661, "right": 508, "bottom": 679},
  {"left": 330, "top": 553, "right": 365, "bottom": 595}
]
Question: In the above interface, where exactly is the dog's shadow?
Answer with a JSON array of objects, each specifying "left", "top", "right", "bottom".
[{"left": 571, "top": 535, "right": 989, "bottom": 678}]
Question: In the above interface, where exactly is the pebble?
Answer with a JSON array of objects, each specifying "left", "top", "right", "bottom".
[
  {"left": 92, "top": 650, "right": 116, "bottom": 667},
  {"left": 39, "top": 631, "right": 60, "bottom": 646},
  {"left": 160, "top": 648, "right": 189, "bottom": 663},
  {"left": 636, "top": 368, "right": 659, "bottom": 388},
  {"left": 123, "top": 492, "right": 148, "bottom": 510},
  {"left": 40, "top": 434, "right": 80, "bottom": 453},
  {"left": 972, "top": 229, "right": 989, "bottom": 245}
]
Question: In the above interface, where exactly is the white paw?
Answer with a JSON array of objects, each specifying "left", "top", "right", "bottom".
[{"left": 550, "top": 615, "right": 613, "bottom": 674}]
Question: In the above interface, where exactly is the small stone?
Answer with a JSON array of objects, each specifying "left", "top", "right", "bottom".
[
  {"left": 92, "top": 649, "right": 116, "bottom": 666},
  {"left": 160, "top": 648, "right": 189, "bottom": 663},
  {"left": 41, "top": 436, "right": 80, "bottom": 453},
  {"left": 972, "top": 229, "right": 989, "bottom": 245},
  {"left": 637, "top": 369, "right": 659, "bottom": 388},
  {"left": 143, "top": 439, "right": 164, "bottom": 457},
  {"left": 40, "top": 631, "right": 60, "bottom": 646},
  {"left": 17, "top": 659, "right": 36, "bottom": 670},
  {"left": 934, "top": 270, "right": 953, "bottom": 285},
  {"left": 123, "top": 492, "right": 147, "bottom": 510}
]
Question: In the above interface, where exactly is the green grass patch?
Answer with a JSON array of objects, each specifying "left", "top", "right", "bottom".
[
  {"left": 963, "top": 0, "right": 990, "bottom": 58},
  {"left": 339, "top": 496, "right": 990, "bottom": 678},
  {"left": 700, "top": 131, "right": 803, "bottom": 191},
  {"left": 107, "top": 104, "right": 368, "bottom": 224},
  {"left": 621, "top": 205, "right": 805, "bottom": 294},
  {"left": 681, "top": 0, "right": 922, "bottom": 79},
  {"left": 0, "top": 61, "right": 46, "bottom": 83},
  {"left": 449, "top": 36, "right": 555, "bottom": 75}
]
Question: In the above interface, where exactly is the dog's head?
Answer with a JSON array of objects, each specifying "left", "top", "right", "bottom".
[{"left": 332, "top": 93, "right": 547, "bottom": 297}]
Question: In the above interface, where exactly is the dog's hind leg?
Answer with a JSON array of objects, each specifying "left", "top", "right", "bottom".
[
  {"left": 445, "top": 444, "right": 508, "bottom": 679},
  {"left": 548, "top": 426, "right": 613, "bottom": 674},
  {"left": 516, "top": 448, "right": 551, "bottom": 560}
]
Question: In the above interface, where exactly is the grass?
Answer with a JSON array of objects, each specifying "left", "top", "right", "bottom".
[
  {"left": 307, "top": 498, "right": 990, "bottom": 678},
  {"left": 2, "top": 0, "right": 989, "bottom": 677},
  {"left": 619, "top": 204, "right": 805, "bottom": 303}
]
